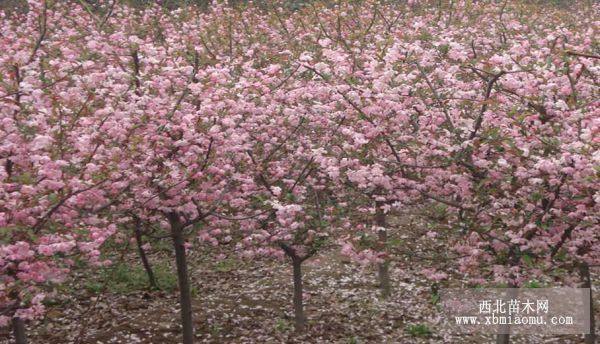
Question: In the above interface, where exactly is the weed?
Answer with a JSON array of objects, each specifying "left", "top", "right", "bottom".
[{"left": 406, "top": 323, "right": 432, "bottom": 337}]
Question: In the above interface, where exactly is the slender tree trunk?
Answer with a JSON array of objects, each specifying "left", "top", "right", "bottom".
[
  {"left": 496, "top": 333, "right": 509, "bottom": 344},
  {"left": 168, "top": 213, "right": 194, "bottom": 344},
  {"left": 280, "top": 243, "right": 307, "bottom": 332},
  {"left": 12, "top": 317, "right": 27, "bottom": 344},
  {"left": 292, "top": 257, "right": 306, "bottom": 332},
  {"left": 134, "top": 218, "right": 158, "bottom": 290},
  {"left": 496, "top": 283, "right": 518, "bottom": 344},
  {"left": 580, "top": 262, "right": 596, "bottom": 344},
  {"left": 375, "top": 201, "right": 391, "bottom": 298}
]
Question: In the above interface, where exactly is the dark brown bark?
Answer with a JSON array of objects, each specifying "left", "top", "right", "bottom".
[
  {"left": 280, "top": 243, "right": 306, "bottom": 332},
  {"left": 580, "top": 262, "right": 596, "bottom": 344},
  {"left": 375, "top": 201, "right": 390, "bottom": 298},
  {"left": 131, "top": 50, "right": 142, "bottom": 96},
  {"left": 292, "top": 257, "right": 306, "bottom": 332},
  {"left": 167, "top": 213, "right": 194, "bottom": 344},
  {"left": 12, "top": 317, "right": 27, "bottom": 344},
  {"left": 133, "top": 217, "right": 158, "bottom": 290},
  {"left": 5, "top": 159, "right": 12, "bottom": 179}
]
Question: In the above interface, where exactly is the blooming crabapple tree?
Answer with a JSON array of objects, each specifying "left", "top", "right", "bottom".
[
  {"left": 76, "top": 6, "right": 263, "bottom": 343},
  {"left": 385, "top": 1, "right": 600, "bottom": 289},
  {"left": 341, "top": 3, "right": 599, "bottom": 342},
  {"left": 0, "top": 1, "right": 130, "bottom": 341},
  {"left": 221, "top": 55, "right": 347, "bottom": 332},
  {"left": 264, "top": 3, "right": 598, "bottom": 333},
  {"left": 0, "top": 1, "right": 597, "bottom": 344},
  {"left": 406, "top": 6, "right": 599, "bottom": 342},
  {"left": 1, "top": 2, "right": 255, "bottom": 343},
  {"left": 156, "top": 5, "right": 356, "bottom": 332},
  {"left": 294, "top": 1, "right": 467, "bottom": 298},
  {"left": 302, "top": 0, "right": 599, "bottom": 290},
  {"left": 341, "top": 4, "right": 596, "bottom": 342}
]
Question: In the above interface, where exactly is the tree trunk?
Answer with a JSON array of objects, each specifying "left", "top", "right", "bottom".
[
  {"left": 292, "top": 257, "right": 306, "bottom": 332},
  {"left": 496, "top": 334, "right": 509, "bottom": 344},
  {"left": 134, "top": 218, "right": 158, "bottom": 290},
  {"left": 375, "top": 201, "right": 391, "bottom": 298},
  {"left": 496, "top": 284, "right": 518, "bottom": 344},
  {"left": 12, "top": 317, "right": 27, "bottom": 344},
  {"left": 580, "top": 262, "right": 596, "bottom": 344},
  {"left": 168, "top": 213, "right": 194, "bottom": 344},
  {"left": 280, "top": 243, "right": 307, "bottom": 333}
]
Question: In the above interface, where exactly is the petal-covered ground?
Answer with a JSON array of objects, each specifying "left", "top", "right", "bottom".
[{"left": 2, "top": 225, "right": 596, "bottom": 343}]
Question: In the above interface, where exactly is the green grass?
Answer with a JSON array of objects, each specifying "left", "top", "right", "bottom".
[
  {"left": 274, "top": 318, "right": 292, "bottom": 332},
  {"left": 346, "top": 336, "right": 360, "bottom": 344},
  {"left": 209, "top": 324, "right": 223, "bottom": 336},
  {"left": 386, "top": 237, "right": 404, "bottom": 248},
  {"left": 430, "top": 292, "right": 440, "bottom": 306},
  {"left": 523, "top": 280, "right": 545, "bottom": 288},
  {"left": 214, "top": 258, "right": 238, "bottom": 273},
  {"left": 406, "top": 323, "right": 432, "bottom": 338},
  {"left": 84, "top": 281, "right": 104, "bottom": 294},
  {"left": 84, "top": 261, "right": 177, "bottom": 294}
]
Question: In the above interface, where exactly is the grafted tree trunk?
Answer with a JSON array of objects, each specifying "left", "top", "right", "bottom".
[
  {"left": 167, "top": 213, "right": 194, "bottom": 344},
  {"left": 580, "top": 262, "right": 596, "bottom": 344},
  {"left": 133, "top": 217, "right": 158, "bottom": 290},
  {"left": 375, "top": 201, "right": 390, "bottom": 298},
  {"left": 12, "top": 317, "right": 27, "bottom": 344}
]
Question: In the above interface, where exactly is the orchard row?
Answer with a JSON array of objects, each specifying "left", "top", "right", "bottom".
[{"left": 0, "top": 1, "right": 598, "bottom": 343}]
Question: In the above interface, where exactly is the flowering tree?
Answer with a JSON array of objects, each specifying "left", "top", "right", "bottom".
[
  {"left": 1, "top": 1, "right": 597, "bottom": 344},
  {"left": 218, "top": 43, "right": 347, "bottom": 332},
  {"left": 349, "top": 2, "right": 600, "bottom": 343},
  {"left": 0, "top": 1, "right": 127, "bottom": 341},
  {"left": 89, "top": 5, "right": 258, "bottom": 342}
]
